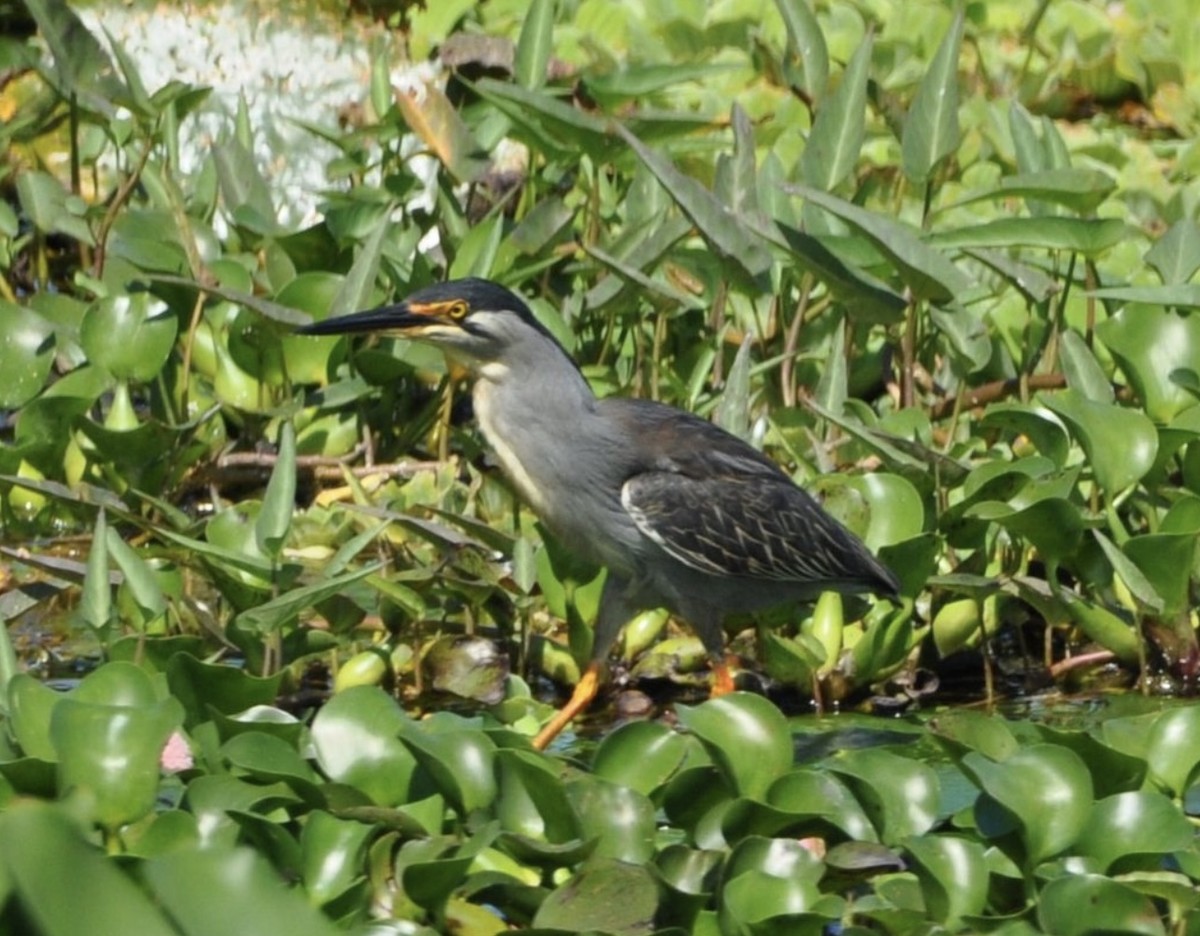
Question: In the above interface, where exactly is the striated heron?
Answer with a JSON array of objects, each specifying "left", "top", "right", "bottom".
[{"left": 299, "top": 278, "right": 900, "bottom": 749}]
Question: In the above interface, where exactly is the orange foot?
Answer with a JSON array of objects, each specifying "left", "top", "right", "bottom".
[
  {"left": 532, "top": 663, "right": 602, "bottom": 751},
  {"left": 710, "top": 659, "right": 736, "bottom": 697}
]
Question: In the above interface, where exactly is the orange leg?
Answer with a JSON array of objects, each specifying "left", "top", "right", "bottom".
[
  {"left": 532, "top": 662, "right": 602, "bottom": 751},
  {"left": 710, "top": 658, "right": 735, "bottom": 697}
]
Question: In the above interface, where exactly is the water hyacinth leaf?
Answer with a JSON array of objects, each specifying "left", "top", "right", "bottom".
[
  {"left": 51, "top": 698, "right": 178, "bottom": 830},
  {"left": 675, "top": 693, "right": 792, "bottom": 800},
  {"left": 901, "top": 7, "right": 964, "bottom": 183},
  {"left": 1075, "top": 791, "right": 1196, "bottom": 872},
  {"left": 300, "top": 810, "right": 374, "bottom": 907},
  {"left": 964, "top": 497, "right": 1083, "bottom": 563},
  {"left": 255, "top": 421, "right": 296, "bottom": 559},
  {"left": 1037, "top": 875, "right": 1165, "bottom": 936},
  {"left": 963, "top": 744, "right": 1093, "bottom": 864},
  {"left": 496, "top": 748, "right": 579, "bottom": 844},
  {"left": 566, "top": 776, "right": 657, "bottom": 864},
  {"left": 592, "top": 721, "right": 689, "bottom": 795},
  {"left": 420, "top": 635, "right": 509, "bottom": 704},
  {"left": 616, "top": 124, "right": 773, "bottom": 280},
  {"left": 80, "top": 293, "right": 177, "bottom": 383},
  {"left": 8, "top": 674, "right": 65, "bottom": 762},
  {"left": 767, "top": 768, "right": 877, "bottom": 841},
  {"left": 828, "top": 749, "right": 939, "bottom": 844},
  {"left": 1096, "top": 304, "right": 1200, "bottom": 423},
  {"left": 0, "top": 802, "right": 178, "bottom": 936},
  {"left": 310, "top": 687, "right": 417, "bottom": 807},
  {"left": 1059, "top": 330, "right": 1113, "bottom": 403},
  {"left": 73, "top": 660, "right": 162, "bottom": 708},
  {"left": 1143, "top": 706, "right": 1200, "bottom": 798},
  {"left": 801, "top": 31, "right": 871, "bottom": 195},
  {"left": 166, "top": 653, "right": 283, "bottom": 728},
  {"left": 0, "top": 303, "right": 55, "bottom": 408},
  {"left": 1092, "top": 284, "right": 1200, "bottom": 310},
  {"left": 1040, "top": 390, "right": 1157, "bottom": 495},
  {"left": 397, "top": 718, "right": 498, "bottom": 815},
  {"left": 1124, "top": 527, "right": 1199, "bottom": 619},
  {"left": 1092, "top": 530, "right": 1164, "bottom": 613},
  {"left": 532, "top": 858, "right": 660, "bottom": 934},
  {"left": 721, "top": 836, "right": 826, "bottom": 929},
  {"left": 145, "top": 846, "right": 346, "bottom": 936},
  {"left": 903, "top": 835, "right": 988, "bottom": 927},
  {"left": 788, "top": 185, "right": 969, "bottom": 301},
  {"left": 1061, "top": 595, "right": 1141, "bottom": 665},
  {"left": 1146, "top": 218, "right": 1200, "bottom": 284},
  {"left": 398, "top": 848, "right": 474, "bottom": 910},
  {"left": 929, "top": 304, "right": 991, "bottom": 373},
  {"left": 926, "top": 217, "right": 1128, "bottom": 255},
  {"left": 979, "top": 403, "right": 1070, "bottom": 467},
  {"left": 222, "top": 731, "right": 320, "bottom": 790}
]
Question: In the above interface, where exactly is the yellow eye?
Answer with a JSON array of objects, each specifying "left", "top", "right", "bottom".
[{"left": 447, "top": 300, "right": 469, "bottom": 320}]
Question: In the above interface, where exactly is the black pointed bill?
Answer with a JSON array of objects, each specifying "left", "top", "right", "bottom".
[{"left": 297, "top": 300, "right": 462, "bottom": 337}]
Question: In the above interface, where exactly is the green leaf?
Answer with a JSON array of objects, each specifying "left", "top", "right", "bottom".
[
  {"left": 311, "top": 687, "right": 417, "bottom": 807},
  {"left": 0, "top": 302, "right": 55, "bottom": 408},
  {"left": 1146, "top": 219, "right": 1200, "bottom": 284},
  {"left": 80, "top": 293, "right": 177, "bottom": 383},
  {"left": 52, "top": 698, "right": 179, "bottom": 830},
  {"left": 567, "top": 776, "right": 656, "bottom": 863},
  {"left": 144, "top": 846, "right": 346, "bottom": 936},
  {"left": 1097, "top": 303, "right": 1200, "bottom": 423},
  {"left": 255, "top": 421, "right": 296, "bottom": 559},
  {"left": 788, "top": 184, "right": 970, "bottom": 301},
  {"left": 829, "top": 749, "right": 939, "bottom": 844},
  {"left": 953, "top": 168, "right": 1117, "bottom": 214},
  {"left": 1037, "top": 875, "right": 1165, "bottom": 936},
  {"left": 802, "top": 29, "right": 871, "bottom": 197},
  {"left": 675, "top": 694, "right": 792, "bottom": 800},
  {"left": 964, "top": 744, "right": 1093, "bottom": 864},
  {"left": 1144, "top": 706, "right": 1200, "bottom": 797},
  {"left": 1041, "top": 389, "right": 1158, "bottom": 494},
  {"left": 398, "top": 718, "right": 498, "bottom": 815},
  {"left": 0, "top": 802, "right": 178, "bottom": 935},
  {"left": 329, "top": 217, "right": 388, "bottom": 319},
  {"left": 901, "top": 7, "right": 964, "bottom": 183},
  {"left": 904, "top": 835, "right": 988, "bottom": 927},
  {"left": 532, "top": 858, "right": 660, "bottom": 935},
  {"left": 514, "top": 0, "right": 554, "bottom": 89},
  {"left": 773, "top": 0, "right": 829, "bottom": 100},
  {"left": 592, "top": 721, "right": 689, "bottom": 795},
  {"left": 104, "top": 527, "right": 167, "bottom": 625},
  {"left": 1058, "top": 330, "right": 1113, "bottom": 403},
  {"left": 213, "top": 139, "right": 278, "bottom": 233},
  {"left": 926, "top": 217, "right": 1128, "bottom": 255},
  {"left": 616, "top": 124, "right": 773, "bottom": 280},
  {"left": 1076, "top": 791, "right": 1196, "bottom": 871},
  {"left": 233, "top": 564, "right": 381, "bottom": 635}
]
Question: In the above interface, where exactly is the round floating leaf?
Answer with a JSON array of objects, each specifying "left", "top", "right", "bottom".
[
  {"left": 834, "top": 473, "right": 924, "bottom": 548},
  {"left": 144, "top": 844, "right": 346, "bottom": 936},
  {"left": 591, "top": 721, "right": 689, "bottom": 795},
  {"left": 1075, "top": 791, "right": 1196, "bottom": 872},
  {"left": 398, "top": 718, "right": 497, "bottom": 815},
  {"left": 1037, "top": 874, "right": 1165, "bottom": 936},
  {"left": 767, "top": 769, "right": 876, "bottom": 841},
  {"left": 904, "top": 835, "right": 988, "bottom": 927},
  {"left": 8, "top": 674, "right": 66, "bottom": 761},
  {"left": 1144, "top": 706, "right": 1200, "bottom": 797},
  {"left": 300, "top": 810, "right": 374, "bottom": 907},
  {"left": 51, "top": 698, "right": 179, "bottom": 830},
  {"left": 1041, "top": 389, "right": 1158, "bottom": 495},
  {"left": 532, "top": 858, "right": 660, "bottom": 934},
  {"left": 566, "top": 775, "right": 656, "bottom": 863},
  {"left": 675, "top": 693, "right": 792, "bottom": 800},
  {"left": 310, "top": 687, "right": 417, "bottom": 807},
  {"left": 0, "top": 303, "right": 55, "bottom": 408},
  {"left": 721, "top": 836, "right": 827, "bottom": 933},
  {"left": 80, "top": 293, "right": 178, "bottom": 382},
  {"left": 1097, "top": 304, "right": 1200, "bottom": 423},
  {"left": 963, "top": 744, "right": 1092, "bottom": 864},
  {"left": 828, "top": 749, "right": 939, "bottom": 844}
]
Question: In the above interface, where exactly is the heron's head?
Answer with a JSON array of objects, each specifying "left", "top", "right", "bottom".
[{"left": 298, "top": 278, "right": 566, "bottom": 376}]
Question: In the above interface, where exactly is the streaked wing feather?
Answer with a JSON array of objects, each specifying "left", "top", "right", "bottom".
[{"left": 622, "top": 472, "right": 877, "bottom": 584}]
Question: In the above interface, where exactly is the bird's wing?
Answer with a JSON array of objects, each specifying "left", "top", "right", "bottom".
[{"left": 604, "top": 398, "right": 893, "bottom": 589}]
